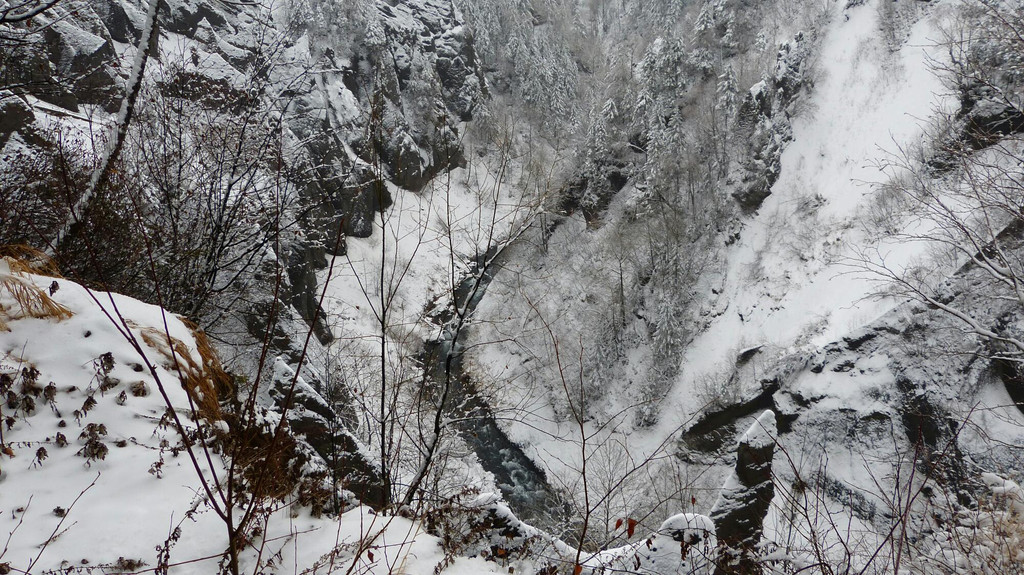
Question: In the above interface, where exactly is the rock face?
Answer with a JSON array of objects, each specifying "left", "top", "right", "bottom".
[
  {"left": 269, "top": 360, "right": 389, "bottom": 509},
  {"left": 91, "top": 0, "right": 142, "bottom": 43},
  {"left": 962, "top": 95, "right": 1024, "bottom": 149},
  {"left": 357, "top": 0, "right": 477, "bottom": 190},
  {"left": 43, "top": 18, "right": 121, "bottom": 110},
  {"left": 0, "top": 0, "right": 484, "bottom": 513},
  {"left": 675, "top": 214, "right": 1024, "bottom": 566},
  {"left": 0, "top": 8, "right": 118, "bottom": 111},
  {"left": 710, "top": 410, "right": 777, "bottom": 575},
  {"left": 0, "top": 94, "right": 34, "bottom": 147},
  {"left": 284, "top": 241, "right": 333, "bottom": 345},
  {"left": 0, "top": 0, "right": 483, "bottom": 299},
  {"left": 733, "top": 32, "right": 808, "bottom": 213},
  {"left": 374, "top": 0, "right": 482, "bottom": 122}
]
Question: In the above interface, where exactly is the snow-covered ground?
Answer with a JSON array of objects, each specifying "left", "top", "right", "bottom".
[
  {"left": 319, "top": 155, "right": 535, "bottom": 349},
  {"left": 1, "top": 258, "right": 235, "bottom": 571},
  {"left": 662, "top": 0, "right": 955, "bottom": 421},
  {"left": 0, "top": 259, "right": 514, "bottom": 573}
]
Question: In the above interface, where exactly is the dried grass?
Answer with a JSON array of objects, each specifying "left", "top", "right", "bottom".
[
  {"left": 0, "top": 245, "right": 63, "bottom": 277},
  {"left": 0, "top": 246, "right": 72, "bottom": 332},
  {"left": 138, "top": 326, "right": 224, "bottom": 421},
  {"left": 182, "top": 318, "right": 235, "bottom": 401}
]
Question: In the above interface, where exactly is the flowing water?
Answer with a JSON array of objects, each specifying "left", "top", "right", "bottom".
[{"left": 420, "top": 246, "right": 570, "bottom": 529}]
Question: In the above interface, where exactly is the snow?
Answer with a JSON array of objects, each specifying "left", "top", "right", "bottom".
[
  {"left": 981, "top": 473, "right": 1024, "bottom": 515},
  {"left": 749, "top": 80, "right": 767, "bottom": 100},
  {"left": 308, "top": 143, "right": 543, "bottom": 519},
  {"left": 585, "top": 513, "right": 717, "bottom": 575},
  {"left": 740, "top": 409, "right": 776, "bottom": 449},
  {"left": 791, "top": 349, "right": 895, "bottom": 411},
  {"left": 321, "top": 155, "right": 533, "bottom": 342},
  {"left": 1, "top": 259, "right": 228, "bottom": 571},
  {"left": 662, "top": 0, "right": 956, "bottom": 426},
  {"left": 0, "top": 261, "right": 515, "bottom": 573}
]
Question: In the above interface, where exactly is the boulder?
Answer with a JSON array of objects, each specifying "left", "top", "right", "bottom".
[
  {"left": 269, "top": 359, "right": 389, "bottom": 510},
  {"left": 343, "top": 179, "right": 392, "bottom": 237},
  {"left": 285, "top": 241, "right": 333, "bottom": 345},
  {"left": 43, "top": 20, "right": 120, "bottom": 110},
  {"left": 160, "top": 0, "right": 229, "bottom": 35},
  {"left": 379, "top": 130, "right": 430, "bottom": 191},
  {"left": 964, "top": 97, "right": 1024, "bottom": 149},
  {"left": 1, "top": 41, "right": 79, "bottom": 110},
  {"left": 302, "top": 166, "right": 393, "bottom": 244},
  {"left": 0, "top": 94, "right": 35, "bottom": 146},
  {"left": 92, "top": 0, "right": 142, "bottom": 43}
]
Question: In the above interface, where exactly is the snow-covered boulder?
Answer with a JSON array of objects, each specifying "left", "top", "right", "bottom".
[
  {"left": 43, "top": 19, "right": 121, "bottom": 110},
  {"left": 588, "top": 513, "right": 717, "bottom": 575},
  {"left": 269, "top": 359, "right": 388, "bottom": 509},
  {"left": 92, "top": 0, "right": 143, "bottom": 43},
  {"left": 0, "top": 94, "right": 34, "bottom": 147}
]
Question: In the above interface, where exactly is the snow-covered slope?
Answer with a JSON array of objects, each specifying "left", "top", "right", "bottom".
[
  {"left": 666, "top": 1, "right": 1024, "bottom": 567},
  {"left": 469, "top": 0, "right": 957, "bottom": 468},
  {"left": 1, "top": 256, "right": 234, "bottom": 570},
  {"left": 664, "top": 0, "right": 955, "bottom": 427},
  {"left": 0, "top": 257, "right": 524, "bottom": 573},
  {"left": 457, "top": 0, "right": 1024, "bottom": 560}
]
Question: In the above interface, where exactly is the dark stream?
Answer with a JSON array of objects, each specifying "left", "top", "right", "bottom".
[{"left": 419, "top": 247, "right": 570, "bottom": 529}]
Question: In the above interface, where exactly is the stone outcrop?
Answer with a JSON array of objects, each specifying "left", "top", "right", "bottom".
[
  {"left": 710, "top": 410, "right": 777, "bottom": 575},
  {"left": 269, "top": 359, "right": 389, "bottom": 509},
  {"left": 733, "top": 32, "right": 808, "bottom": 213},
  {"left": 0, "top": 93, "right": 34, "bottom": 147}
]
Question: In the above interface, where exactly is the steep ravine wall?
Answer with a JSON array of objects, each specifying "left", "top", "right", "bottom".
[{"left": 0, "top": 0, "right": 488, "bottom": 510}]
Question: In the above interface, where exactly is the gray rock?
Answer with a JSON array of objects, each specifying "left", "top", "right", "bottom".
[
  {"left": 92, "top": 0, "right": 142, "bottom": 43},
  {"left": 160, "top": 0, "right": 229, "bottom": 35},
  {"left": 964, "top": 97, "right": 1024, "bottom": 148},
  {"left": 269, "top": 361, "right": 390, "bottom": 510},
  {"left": 732, "top": 32, "right": 806, "bottom": 213},
  {"left": 0, "top": 93, "right": 34, "bottom": 146},
  {"left": 710, "top": 410, "right": 777, "bottom": 575},
  {"left": 0, "top": 40, "right": 79, "bottom": 110},
  {"left": 43, "top": 20, "right": 120, "bottom": 110},
  {"left": 285, "top": 241, "right": 333, "bottom": 345},
  {"left": 301, "top": 164, "right": 393, "bottom": 245}
]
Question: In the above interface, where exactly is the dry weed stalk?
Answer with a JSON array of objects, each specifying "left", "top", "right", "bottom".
[{"left": 138, "top": 325, "right": 225, "bottom": 420}]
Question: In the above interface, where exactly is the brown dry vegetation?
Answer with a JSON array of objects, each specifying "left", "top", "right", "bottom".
[{"left": 0, "top": 246, "right": 72, "bottom": 331}]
